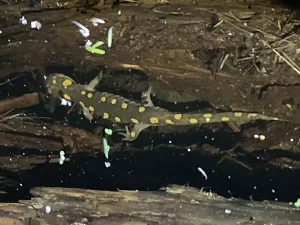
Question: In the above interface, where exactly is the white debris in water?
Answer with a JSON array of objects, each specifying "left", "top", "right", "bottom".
[
  {"left": 85, "top": 40, "right": 92, "bottom": 47},
  {"left": 59, "top": 151, "right": 65, "bottom": 165},
  {"left": 31, "top": 21, "right": 42, "bottom": 30},
  {"left": 61, "top": 99, "right": 71, "bottom": 106},
  {"left": 105, "top": 162, "right": 111, "bottom": 168},
  {"left": 72, "top": 21, "right": 90, "bottom": 37},
  {"left": 45, "top": 205, "right": 52, "bottom": 214},
  {"left": 197, "top": 167, "right": 208, "bottom": 180},
  {"left": 224, "top": 209, "right": 231, "bottom": 214},
  {"left": 20, "top": 16, "right": 27, "bottom": 25},
  {"left": 90, "top": 17, "right": 105, "bottom": 26}
]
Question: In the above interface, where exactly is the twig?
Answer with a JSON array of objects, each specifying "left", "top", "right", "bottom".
[
  {"left": 218, "top": 155, "right": 253, "bottom": 171},
  {"left": 0, "top": 74, "right": 26, "bottom": 86},
  {"left": 0, "top": 113, "right": 24, "bottom": 122},
  {"left": 262, "top": 40, "right": 300, "bottom": 75},
  {"left": 219, "top": 54, "right": 229, "bottom": 70},
  {"left": 219, "top": 14, "right": 279, "bottom": 41},
  {"left": 270, "top": 34, "right": 296, "bottom": 47}
]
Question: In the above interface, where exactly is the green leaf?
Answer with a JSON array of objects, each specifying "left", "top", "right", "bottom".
[
  {"left": 294, "top": 198, "right": 300, "bottom": 207},
  {"left": 105, "top": 128, "right": 113, "bottom": 135},
  {"left": 92, "top": 41, "right": 104, "bottom": 48},
  {"left": 85, "top": 45, "right": 105, "bottom": 55},
  {"left": 103, "top": 137, "right": 110, "bottom": 159}
]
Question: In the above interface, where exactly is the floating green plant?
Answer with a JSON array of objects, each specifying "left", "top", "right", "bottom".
[{"left": 85, "top": 41, "right": 105, "bottom": 55}]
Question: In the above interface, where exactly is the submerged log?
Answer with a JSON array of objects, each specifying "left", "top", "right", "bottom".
[
  {"left": 0, "top": 185, "right": 297, "bottom": 225},
  {"left": 0, "top": 0, "right": 300, "bottom": 207}
]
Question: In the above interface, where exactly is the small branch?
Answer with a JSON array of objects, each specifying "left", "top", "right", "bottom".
[{"left": 0, "top": 92, "right": 40, "bottom": 114}]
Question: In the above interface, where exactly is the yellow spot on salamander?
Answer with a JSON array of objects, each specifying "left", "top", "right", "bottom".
[
  {"left": 221, "top": 117, "right": 230, "bottom": 121},
  {"left": 62, "top": 79, "right": 72, "bottom": 87},
  {"left": 189, "top": 118, "right": 198, "bottom": 124},
  {"left": 234, "top": 112, "right": 243, "bottom": 117},
  {"left": 248, "top": 113, "right": 257, "bottom": 118},
  {"left": 121, "top": 102, "right": 128, "bottom": 109},
  {"left": 131, "top": 118, "right": 139, "bottom": 124},
  {"left": 174, "top": 114, "right": 182, "bottom": 120},
  {"left": 52, "top": 79, "right": 57, "bottom": 85},
  {"left": 115, "top": 116, "right": 121, "bottom": 122},
  {"left": 130, "top": 131, "right": 136, "bottom": 138},
  {"left": 103, "top": 112, "right": 109, "bottom": 119},
  {"left": 100, "top": 96, "right": 106, "bottom": 102},
  {"left": 165, "top": 119, "right": 174, "bottom": 124},
  {"left": 63, "top": 93, "right": 72, "bottom": 101},
  {"left": 203, "top": 113, "right": 212, "bottom": 118},
  {"left": 81, "top": 90, "right": 86, "bottom": 95},
  {"left": 150, "top": 117, "right": 159, "bottom": 124},
  {"left": 205, "top": 118, "right": 211, "bottom": 122},
  {"left": 139, "top": 106, "right": 146, "bottom": 113},
  {"left": 273, "top": 117, "right": 279, "bottom": 120},
  {"left": 111, "top": 99, "right": 117, "bottom": 104},
  {"left": 87, "top": 93, "right": 93, "bottom": 98},
  {"left": 88, "top": 106, "right": 95, "bottom": 112}
]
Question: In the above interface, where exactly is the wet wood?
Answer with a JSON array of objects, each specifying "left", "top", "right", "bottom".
[
  {"left": 0, "top": 118, "right": 102, "bottom": 156},
  {"left": 0, "top": 185, "right": 297, "bottom": 225},
  {"left": 0, "top": 92, "right": 39, "bottom": 114}
]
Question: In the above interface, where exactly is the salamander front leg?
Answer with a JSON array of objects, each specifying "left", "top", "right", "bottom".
[
  {"left": 84, "top": 70, "right": 103, "bottom": 91},
  {"left": 119, "top": 124, "right": 152, "bottom": 141},
  {"left": 141, "top": 82, "right": 154, "bottom": 107}
]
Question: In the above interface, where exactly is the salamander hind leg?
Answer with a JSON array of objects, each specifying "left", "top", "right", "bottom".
[
  {"left": 78, "top": 102, "right": 94, "bottom": 122},
  {"left": 119, "top": 124, "right": 152, "bottom": 141}
]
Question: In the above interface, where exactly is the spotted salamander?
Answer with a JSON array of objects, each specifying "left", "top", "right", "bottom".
[{"left": 45, "top": 72, "right": 283, "bottom": 141}]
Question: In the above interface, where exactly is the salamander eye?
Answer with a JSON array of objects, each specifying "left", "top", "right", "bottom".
[{"left": 58, "top": 90, "right": 64, "bottom": 98}]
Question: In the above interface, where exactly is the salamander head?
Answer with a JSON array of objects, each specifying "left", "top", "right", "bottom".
[{"left": 46, "top": 73, "right": 77, "bottom": 98}]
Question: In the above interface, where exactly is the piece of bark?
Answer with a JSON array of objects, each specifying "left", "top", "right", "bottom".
[
  {"left": 0, "top": 185, "right": 296, "bottom": 225},
  {"left": 0, "top": 92, "right": 39, "bottom": 114},
  {"left": 241, "top": 121, "right": 300, "bottom": 152},
  {"left": 0, "top": 121, "right": 102, "bottom": 153}
]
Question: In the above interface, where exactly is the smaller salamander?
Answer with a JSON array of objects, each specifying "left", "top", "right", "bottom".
[{"left": 45, "top": 72, "right": 284, "bottom": 141}]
